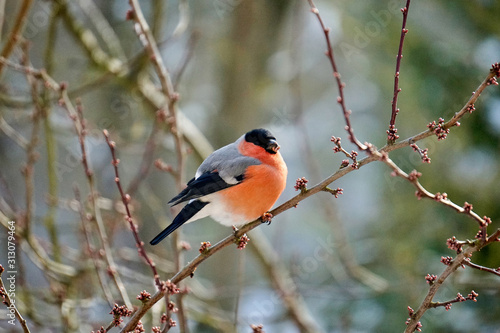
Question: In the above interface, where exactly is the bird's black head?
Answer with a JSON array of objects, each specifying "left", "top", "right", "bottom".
[{"left": 245, "top": 128, "right": 280, "bottom": 154}]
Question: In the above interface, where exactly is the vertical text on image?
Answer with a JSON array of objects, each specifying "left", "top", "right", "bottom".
[{"left": 5, "top": 220, "right": 17, "bottom": 325}]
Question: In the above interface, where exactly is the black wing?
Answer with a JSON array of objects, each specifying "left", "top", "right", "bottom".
[{"left": 168, "top": 171, "right": 244, "bottom": 206}]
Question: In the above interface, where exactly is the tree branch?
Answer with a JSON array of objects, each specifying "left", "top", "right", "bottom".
[
  {"left": 0, "top": 265, "right": 31, "bottom": 332},
  {"left": 307, "top": 0, "right": 366, "bottom": 151},
  {"left": 119, "top": 66, "right": 498, "bottom": 331},
  {"left": 0, "top": 0, "right": 33, "bottom": 75},
  {"left": 464, "top": 260, "right": 500, "bottom": 277},
  {"left": 388, "top": 0, "right": 411, "bottom": 143},
  {"left": 404, "top": 228, "right": 500, "bottom": 333},
  {"left": 103, "top": 129, "right": 161, "bottom": 289}
]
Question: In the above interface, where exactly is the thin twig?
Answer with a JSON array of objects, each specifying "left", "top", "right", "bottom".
[
  {"left": 463, "top": 261, "right": 500, "bottom": 277},
  {"left": 428, "top": 290, "right": 478, "bottom": 310},
  {"left": 170, "top": 231, "right": 188, "bottom": 333},
  {"left": 307, "top": 0, "right": 366, "bottom": 151},
  {"left": 0, "top": 0, "right": 33, "bottom": 75},
  {"left": 378, "top": 154, "right": 489, "bottom": 228},
  {"left": 73, "top": 185, "right": 116, "bottom": 308},
  {"left": 404, "top": 228, "right": 500, "bottom": 333},
  {"left": 128, "top": 0, "right": 186, "bottom": 188},
  {"left": 61, "top": 94, "right": 132, "bottom": 309},
  {"left": 103, "top": 129, "right": 161, "bottom": 289},
  {"left": 173, "top": 30, "right": 199, "bottom": 89},
  {"left": 128, "top": 1, "right": 188, "bottom": 329},
  {"left": 0, "top": 265, "right": 31, "bottom": 332},
  {"left": 380, "top": 69, "right": 497, "bottom": 154},
  {"left": 128, "top": 0, "right": 177, "bottom": 110},
  {"left": 291, "top": 0, "right": 387, "bottom": 309},
  {"left": 388, "top": 0, "right": 411, "bottom": 143}
]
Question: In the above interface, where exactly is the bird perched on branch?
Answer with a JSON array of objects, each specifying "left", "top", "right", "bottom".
[{"left": 150, "top": 128, "right": 287, "bottom": 245}]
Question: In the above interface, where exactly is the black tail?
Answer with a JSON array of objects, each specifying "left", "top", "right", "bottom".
[{"left": 150, "top": 200, "right": 209, "bottom": 245}]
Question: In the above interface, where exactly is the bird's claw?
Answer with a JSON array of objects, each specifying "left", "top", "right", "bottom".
[{"left": 261, "top": 212, "right": 273, "bottom": 225}]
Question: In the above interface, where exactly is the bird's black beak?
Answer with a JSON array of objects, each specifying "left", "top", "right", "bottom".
[{"left": 266, "top": 139, "right": 280, "bottom": 154}]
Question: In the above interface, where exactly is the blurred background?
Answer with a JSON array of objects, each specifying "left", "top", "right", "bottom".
[{"left": 0, "top": 0, "right": 499, "bottom": 332}]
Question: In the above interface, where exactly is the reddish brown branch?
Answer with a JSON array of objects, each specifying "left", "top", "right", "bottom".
[
  {"left": 103, "top": 129, "right": 161, "bottom": 289},
  {"left": 404, "top": 229, "right": 500, "bottom": 333},
  {"left": 0, "top": 0, "right": 34, "bottom": 75},
  {"left": 307, "top": 0, "right": 366, "bottom": 151},
  {"left": 127, "top": 1, "right": 188, "bottom": 329},
  {"left": 446, "top": 64, "right": 499, "bottom": 129},
  {"left": 0, "top": 265, "right": 31, "bottom": 332},
  {"left": 405, "top": 247, "right": 473, "bottom": 332},
  {"left": 382, "top": 157, "right": 490, "bottom": 228},
  {"left": 61, "top": 92, "right": 132, "bottom": 308},
  {"left": 428, "top": 291, "right": 478, "bottom": 311},
  {"left": 388, "top": 0, "right": 411, "bottom": 143},
  {"left": 371, "top": 136, "right": 500, "bottom": 332},
  {"left": 464, "top": 260, "right": 500, "bottom": 277},
  {"left": 331, "top": 136, "right": 359, "bottom": 168},
  {"left": 128, "top": 0, "right": 185, "bottom": 181},
  {"left": 409, "top": 141, "right": 431, "bottom": 163}
]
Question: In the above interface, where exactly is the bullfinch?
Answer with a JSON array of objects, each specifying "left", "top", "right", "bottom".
[{"left": 150, "top": 128, "right": 287, "bottom": 245}]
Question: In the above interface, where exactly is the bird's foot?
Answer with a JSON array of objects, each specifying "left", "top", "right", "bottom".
[{"left": 260, "top": 212, "right": 273, "bottom": 225}]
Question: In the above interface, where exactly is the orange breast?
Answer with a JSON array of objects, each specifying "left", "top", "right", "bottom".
[{"left": 219, "top": 155, "right": 287, "bottom": 222}]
